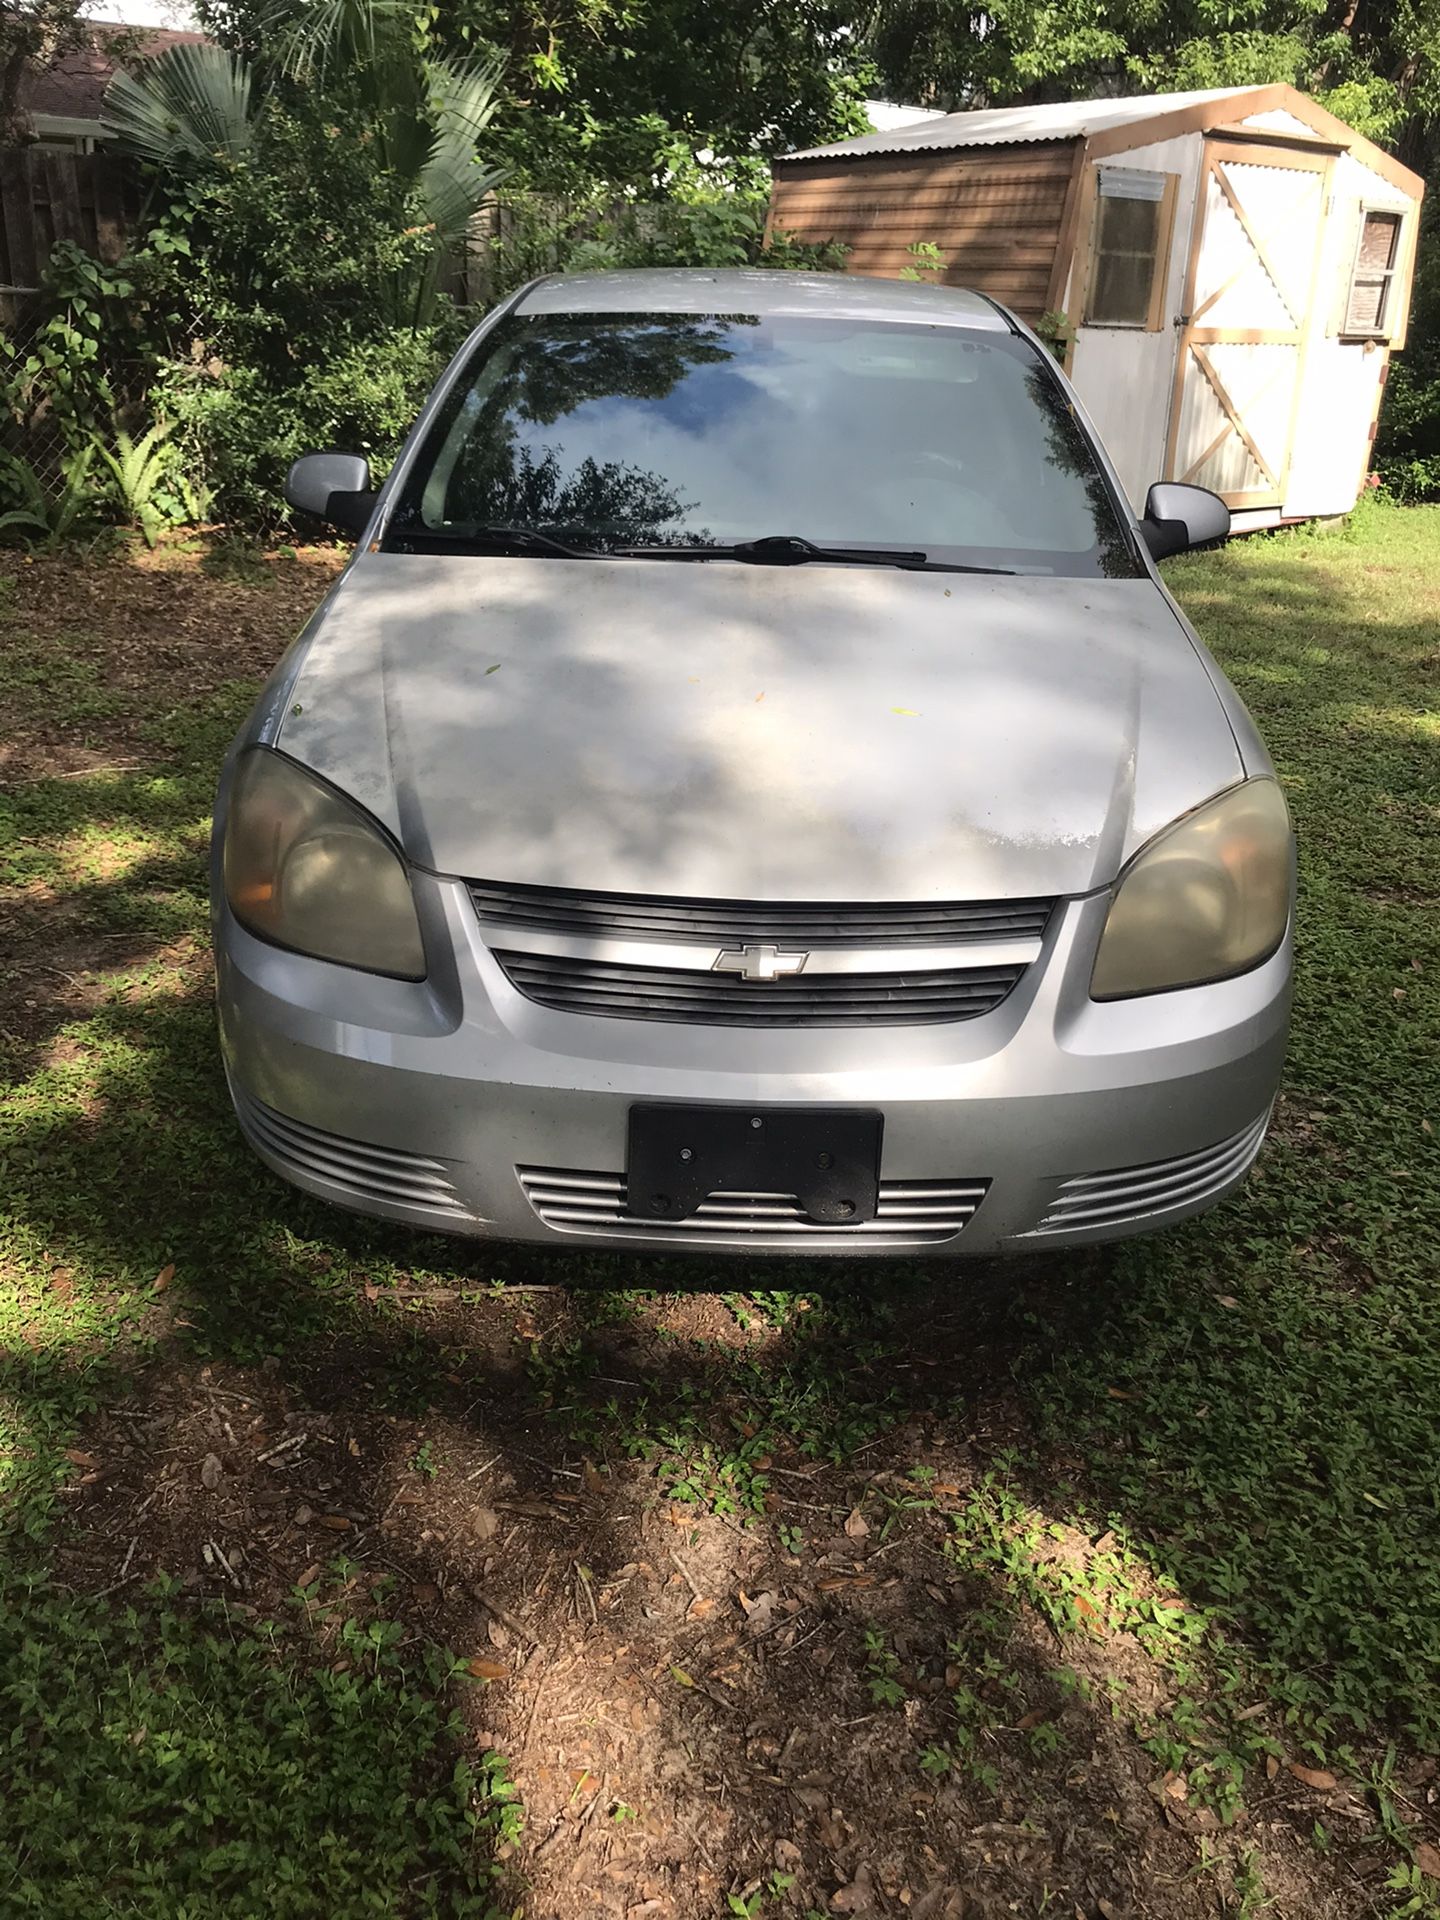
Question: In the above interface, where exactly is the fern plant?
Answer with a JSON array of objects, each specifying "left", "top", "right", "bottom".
[
  {"left": 0, "top": 447, "right": 99, "bottom": 549},
  {"left": 91, "top": 420, "right": 178, "bottom": 547}
]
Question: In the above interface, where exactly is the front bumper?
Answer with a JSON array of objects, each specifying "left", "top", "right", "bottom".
[{"left": 214, "top": 872, "right": 1290, "bottom": 1257}]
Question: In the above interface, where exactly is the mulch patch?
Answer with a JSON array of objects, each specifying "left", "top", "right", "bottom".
[
  {"left": 47, "top": 1297, "right": 1358, "bottom": 1920},
  {"left": 0, "top": 541, "right": 343, "bottom": 781}
]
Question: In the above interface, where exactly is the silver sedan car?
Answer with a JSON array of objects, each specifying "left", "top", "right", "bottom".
[{"left": 212, "top": 268, "right": 1294, "bottom": 1256}]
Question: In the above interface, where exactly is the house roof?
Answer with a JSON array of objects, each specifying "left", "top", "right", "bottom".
[
  {"left": 780, "top": 87, "right": 1258, "bottom": 161},
  {"left": 17, "top": 21, "right": 207, "bottom": 127}
]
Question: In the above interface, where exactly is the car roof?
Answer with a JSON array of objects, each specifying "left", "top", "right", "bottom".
[{"left": 513, "top": 267, "right": 1012, "bottom": 331}]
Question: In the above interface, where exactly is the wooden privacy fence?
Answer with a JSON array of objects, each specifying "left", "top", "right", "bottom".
[
  {"left": 0, "top": 148, "right": 135, "bottom": 321},
  {"left": 1, "top": 151, "right": 668, "bottom": 318}
]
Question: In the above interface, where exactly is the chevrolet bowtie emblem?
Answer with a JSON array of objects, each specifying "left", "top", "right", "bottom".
[{"left": 712, "top": 943, "right": 809, "bottom": 983}]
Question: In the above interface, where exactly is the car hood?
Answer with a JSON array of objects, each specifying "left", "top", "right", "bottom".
[{"left": 275, "top": 553, "right": 1242, "bottom": 902}]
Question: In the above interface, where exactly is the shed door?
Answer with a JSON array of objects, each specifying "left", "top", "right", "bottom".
[{"left": 1167, "top": 140, "right": 1332, "bottom": 510}]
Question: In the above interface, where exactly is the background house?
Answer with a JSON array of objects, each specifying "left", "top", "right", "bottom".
[
  {"left": 768, "top": 85, "right": 1425, "bottom": 529},
  {"left": 14, "top": 20, "right": 206, "bottom": 150}
]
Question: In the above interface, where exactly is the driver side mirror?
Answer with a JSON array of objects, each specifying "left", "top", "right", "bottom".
[
  {"left": 284, "top": 452, "right": 377, "bottom": 536},
  {"left": 1140, "top": 482, "right": 1230, "bottom": 561}
]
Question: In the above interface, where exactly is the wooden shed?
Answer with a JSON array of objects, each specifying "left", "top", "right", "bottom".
[{"left": 769, "top": 85, "right": 1425, "bottom": 529}]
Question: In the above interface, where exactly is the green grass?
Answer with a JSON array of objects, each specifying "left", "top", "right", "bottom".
[
  {"left": 2, "top": 500, "right": 1439, "bottom": 1911},
  {"left": 1, "top": 1566, "right": 520, "bottom": 1918}
]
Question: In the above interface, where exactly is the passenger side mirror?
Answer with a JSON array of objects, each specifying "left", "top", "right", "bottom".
[
  {"left": 1140, "top": 482, "right": 1230, "bottom": 561},
  {"left": 284, "top": 452, "right": 376, "bottom": 536}
]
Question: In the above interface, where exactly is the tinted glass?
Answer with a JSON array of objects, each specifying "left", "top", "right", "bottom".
[{"left": 386, "top": 313, "right": 1139, "bottom": 578}]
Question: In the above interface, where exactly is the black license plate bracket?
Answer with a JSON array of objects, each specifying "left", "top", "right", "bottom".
[{"left": 625, "top": 1105, "right": 882, "bottom": 1225}]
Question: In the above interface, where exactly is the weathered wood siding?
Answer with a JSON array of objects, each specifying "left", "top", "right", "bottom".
[
  {"left": 0, "top": 148, "right": 133, "bottom": 317},
  {"left": 769, "top": 142, "right": 1078, "bottom": 320}
]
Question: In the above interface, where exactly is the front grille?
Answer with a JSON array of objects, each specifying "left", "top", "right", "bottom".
[
  {"left": 518, "top": 1166, "right": 988, "bottom": 1246},
  {"left": 1024, "top": 1112, "right": 1271, "bottom": 1237},
  {"left": 495, "top": 950, "right": 1024, "bottom": 1027},
  {"left": 231, "top": 1083, "right": 472, "bottom": 1219},
  {"left": 471, "top": 880, "right": 1053, "bottom": 948}
]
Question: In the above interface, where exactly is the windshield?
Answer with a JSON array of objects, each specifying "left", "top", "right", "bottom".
[{"left": 384, "top": 310, "right": 1140, "bottom": 578}]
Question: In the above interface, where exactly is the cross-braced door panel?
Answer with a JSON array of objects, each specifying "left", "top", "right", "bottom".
[{"left": 1168, "top": 142, "right": 1330, "bottom": 510}]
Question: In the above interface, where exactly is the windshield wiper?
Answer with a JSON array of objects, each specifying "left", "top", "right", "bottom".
[
  {"left": 388, "top": 524, "right": 599, "bottom": 559},
  {"left": 616, "top": 534, "right": 1014, "bottom": 574}
]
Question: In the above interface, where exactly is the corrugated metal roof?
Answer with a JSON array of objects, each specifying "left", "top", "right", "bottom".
[{"left": 778, "top": 87, "right": 1259, "bottom": 162}]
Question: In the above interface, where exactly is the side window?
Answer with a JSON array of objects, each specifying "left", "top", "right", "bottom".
[
  {"left": 1083, "top": 168, "right": 1177, "bottom": 331},
  {"left": 1343, "top": 209, "right": 1403, "bottom": 338}
]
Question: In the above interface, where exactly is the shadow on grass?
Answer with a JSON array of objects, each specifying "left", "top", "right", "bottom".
[{"left": 3, "top": 512, "right": 1440, "bottom": 1912}]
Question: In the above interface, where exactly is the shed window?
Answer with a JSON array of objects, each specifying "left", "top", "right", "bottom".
[
  {"left": 1084, "top": 168, "right": 1173, "bottom": 329},
  {"left": 1343, "top": 210, "right": 1403, "bottom": 337}
]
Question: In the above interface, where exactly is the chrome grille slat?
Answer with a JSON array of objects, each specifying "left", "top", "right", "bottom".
[
  {"left": 1024, "top": 1114, "right": 1270, "bottom": 1237},
  {"left": 495, "top": 951, "right": 1024, "bottom": 1028},
  {"left": 472, "top": 880, "right": 1053, "bottom": 948},
  {"left": 517, "top": 1167, "right": 988, "bottom": 1245},
  {"left": 232, "top": 1085, "right": 472, "bottom": 1218}
]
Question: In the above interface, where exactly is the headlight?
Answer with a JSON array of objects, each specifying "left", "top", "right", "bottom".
[
  {"left": 223, "top": 748, "right": 426, "bottom": 979},
  {"left": 1090, "top": 779, "right": 1292, "bottom": 999}
]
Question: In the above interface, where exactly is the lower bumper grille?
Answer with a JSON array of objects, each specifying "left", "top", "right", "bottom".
[
  {"left": 231, "top": 1083, "right": 472, "bottom": 1219},
  {"left": 495, "top": 951, "right": 1024, "bottom": 1027},
  {"left": 517, "top": 1166, "right": 988, "bottom": 1246},
  {"left": 1024, "top": 1111, "right": 1271, "bottom": 1237}
]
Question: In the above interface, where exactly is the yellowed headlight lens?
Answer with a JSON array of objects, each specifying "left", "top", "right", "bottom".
[
  {"left": 223, "top": 749, "right": 425, "bottom": 980},
  {"left": 1090, "top": 780, "right": 1293, "bottom": 999}
]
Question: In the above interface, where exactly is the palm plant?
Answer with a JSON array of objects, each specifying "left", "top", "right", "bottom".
[
  {"left": 101, "top": 42, "right": 253, "bottom": 166},
  {"left": 101, "top": 7, "right": 505, "bottom": 321}
]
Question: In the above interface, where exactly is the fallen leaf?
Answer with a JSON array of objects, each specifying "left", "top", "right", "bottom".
[
  {"left": 891, "top": 707, "right": 919, "bottom": 718},
  {"left": 830, "top": 1864, "right": 875, "bottom": 1912},
  {"left": 315, "top": 1514, "right": 350, "bottom": 1532},
  {"left": 1015, "top": 1708, "right": 1048, "bottom": 1732},
  {"left": 467, "top": 1657, "right": 509, "bottom": 1681},
  {"left": 1165, "top": 1773, "right": 1189, "bottom": 1802},
  {"left": 200, "top": 1453, "right": 222, "bottom": 1490},
  {"left": 583, "top": 1459, "right": 605, "bottom": 1494},
  {"left": 473, "top": 1506, "right": 499, "bottom": 1541},
  {"left": 347, "top": 1437, "right": 361, "bottom": 1457},
  {"left": 843, "top": 1507, "right": 870, "bottom": 1540},
  {"left": 1217, "top": 1295, "right": 1240, "bottom": 1310},
  {"left": 817, "top": 1574, "right": 874, "bottom": 1592},
  {"left": 687, "top": 1596, "right": 716, "bottom": 1621},
  {"left": 296, "top": 1562, "right": 322, "bottom": 1589},
  {"left": 738, "top": 1589, "right": 776, "bottom": 1635},
  {"left": 1074, "top": 1594, "right": 1102, "bottom": 1629},
  {"left": 1416, "top": 1842, "right": 1440, "bottom": 1880},
  {"left": 1286, "top": 1761, "right": 1337, "bottom": 1791},
  {"left": 669, "top": 1665, "right": 695, "bottom": 1688},
  {"left": 152, "top": 1264, "right": 175, "bottom": 1293},
  {"left": 1106, "top": 1386, "right": 1134, "bottom": 1400},
  {"left": 49, "top": 1272, "right": 74, "bottom": 1299}
]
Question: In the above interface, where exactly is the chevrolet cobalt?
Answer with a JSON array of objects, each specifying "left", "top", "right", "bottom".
[{"left": 212, "top": 269, "right": 1293, "bottom": 1254}]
